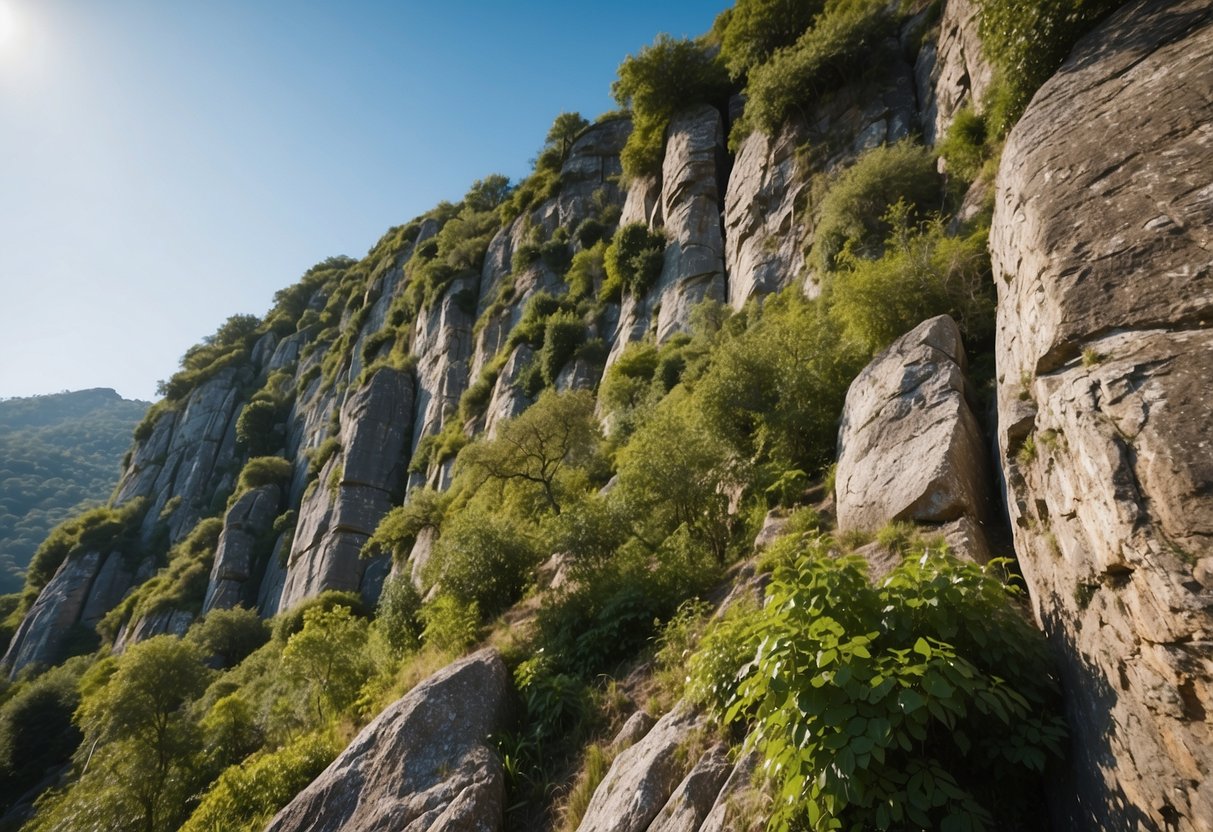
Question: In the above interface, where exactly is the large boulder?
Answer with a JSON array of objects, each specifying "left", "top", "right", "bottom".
[
  {"left": 992, "top": 2, "right": 1213, "bottom": 829},
  {"left": 265, "top": 649, "right": 514, "bottom": 832},
  {"left": 835, "top": 315, "right": 989, "bottom": 534}
]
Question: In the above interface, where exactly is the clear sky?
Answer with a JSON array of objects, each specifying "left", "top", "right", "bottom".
[{"left": 0, "top": 0, "right": 728, "bottom": 402}]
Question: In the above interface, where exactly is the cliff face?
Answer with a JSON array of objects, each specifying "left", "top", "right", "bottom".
[{"left": 5, "top": 0, "right": 1212, "bottom": 829}]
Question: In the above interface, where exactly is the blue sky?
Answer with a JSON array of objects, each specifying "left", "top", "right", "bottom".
[{"left": 0, "top": 0, "right": 728, "bottom": 402}]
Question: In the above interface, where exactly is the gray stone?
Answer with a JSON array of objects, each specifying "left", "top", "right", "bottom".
[
  {"left": 648, "top": 744, "right": 732, "bottom": 832},
  {"left": 698, "top": 750, "right": 763, "bottom": 832},
  {"left": 992, "top": 3, "right": 1213, "bottom": 828},
  {"left": 265, "top": 649, "right": 513, "bottom": 832},
  {"left": 203, "top": 483, "right": 283, "bottom": 614},
  {"left": 916, "top": 0, "right": 992, "bottom": 146},
  {"left": 836, "top": 315, "right": 989, "bottom": 533},
  {"left": 575, "top": 703, "right": 704, "bottom": 832},
  {"left": 3, "top": 550, "right": 104, "bottom": 676}
]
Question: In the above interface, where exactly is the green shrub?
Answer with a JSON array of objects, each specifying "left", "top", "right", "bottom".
[
  {"left": 187, "top": 607, "right": 269, "bottom": 669},
  {"left": 742, "top": 0, "right": 893, "bottom": 136},
  {"left": 237, "top": 456, "right": 293, "bottom": 493},
  {"left": 566, "top": 241, "right": 607, "bottom": 300},
  {"left": 979, "top": 0, "right": 1124, "bottom": 134},
  {"left": 599, "top": 341, "right": 659, "bottom": 415},
  {"left": 698, "top": 545, "right": 1066, "bottom": 831},
  {"left": 604, "top": 223, "right": 666, "bottom": 297},
  {"left": 829, "top": 210, "right": 995, "bottom": 351},
  {"left": 936, "top": 106, "right": 989, "bottom": 183},
  {"left": 305, "top": 437, "right": 341, "bottom": 480},
  {"left": 573, "top": 218, "right": 606, "bottom": 249},
  {"left": 612, "top": 35, "right": 731, "bottom": 179},
  {"left": 21, "top": 498, "right": 148, "bottom": 604},
  {"left": 420, "top": 595, "right": 480, "bottom": 653},
  {"left": 811, "top": 141, "right": 941, "bottom": 274},
  {"left": 362, "top": 488, "right": 450, "bottom": 561},
  {"left": 540, "top": 310, "right": 586, "bottom": 386},
  {"left": 180, "top": 732, "right": 338, "bottom": 832},
  {"left": 423, "top": 509, "right": 540, "bottom": 618},
  {"left": 271, "top": 590, "right": 367, "bottom": 643},
  {"left": 718, "top": 0, "right": 824, "bottom": 79},
  {"left": 0, "top": 660, "right": 84, "bottom": 808},
  {"left": 374, "top": 575, "right": 423, "bottom": 657},
  {"left": 235, "top": 400, "right": 281, "bottom": 456}
]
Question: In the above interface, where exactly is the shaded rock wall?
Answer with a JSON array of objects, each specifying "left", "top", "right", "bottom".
[{"left": 992, "top": 1, "right": 1213, "bottom": 828}]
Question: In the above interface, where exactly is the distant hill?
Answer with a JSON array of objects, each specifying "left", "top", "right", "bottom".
[{"left": 0, "top": 388, "right": 149, "bottom": 594}]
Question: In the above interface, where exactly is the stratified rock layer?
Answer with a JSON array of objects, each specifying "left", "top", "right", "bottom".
[
  {"left": 992, "top": 2, "right": 1213, "bottom": 829},
  {"left": 265, "top": 649, "right": 513, "bottom": 832},
  {"left": 836, "top": 315, "right": 989, "bottom": 533}
]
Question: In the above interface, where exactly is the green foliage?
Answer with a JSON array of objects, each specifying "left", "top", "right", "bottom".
[
  {"left": 281, "top": 604, "right": 371, "bottom": 722},
  {"left": 0, "top": 389, "right": 148, "bottom": 594},
  {"left": 599, "top": 340, "right": 659, "bottom": 416},
  {"left": 603, "top": 223, "right": 666, "bottom": 298},
  {"left": 741, "top": 0, "right": 893, "bottom": 136},
  {"left": 423, "top": 508, "right": 540, "bottom": 619},
  {"left": 235, "top": 399, "right": 282, "bottom": 456},
  {"left": 374, "top": 575, "right": 424, "bottom": 657},
  {"left": 612, "top": 35, "right": 730, "bottom": 179},
  {"left": 236, "top": 455, "right": 293, "bottom": 493},
  {"left": 0, "top": 659, "right": 85, "bottom": 809},
  {"left": 566, "top": 241, "right": 607, "bottom": 301},
  {"left": 408, "top": 419, "right": 469, "bottom": 475},
  {"left": 540, "top": 310, "right": 586, "bottom": 386},
  {"left": 362, "top": 488, "right": 450, "bottom": 561},
  {"left": 158, "top": 313, "right": 263, "bottom": 402},
  {"left": 811, "top": 141, "right": 942, "bottom": 274},
  {"left": 718, "top": 0, "right": 824, "bottom": 78},
  {"left": 306, "top": 436, "right": 341, "bottom": 480},
  {"left": 544, "top": 112, "right": 590, "bottom": 167},
  {"left": 180, "top": 732, "right": 338, "bottom": 832},
  {"left": 979, "top": 0, "right": 1124, "bottom": 134},
  {"left": 698, "top": 544, "right": 1065, "bottom": 831},
  {"left": 936, "top": 106, "right": 989, "bottom": 184},
  {"left": 420, "top": 595, "right": 480, "bottom": 653},
  {"left": 187, "top": 607, "right": 270, "bottom": 669},
  {"left": 695, "top": 293, "right": 864, "bottom": 472},
  {"left": 463, "top": 174, "right": 513, "bottom": 213},
  {"left": 402, "top": 203, "right": 500, "bottom": 313},
  {"left": 829, "top": 210, "right": 995, "bottom": 351}
]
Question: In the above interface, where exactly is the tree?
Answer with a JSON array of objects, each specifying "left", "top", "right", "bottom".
[
  {"left": 458, "top": 389, "right": 599, "bottom": 516},
  {"left": 719, "top": 0, "right": 824, "bottom": 78},
  {"left": 544, "top": 112, "right": 590, "bottom": 166},
  {"left": 463, "top": 174, "right": 512, "bottom": 213},
  {"left": 280, "top": 605, "right": 370, "bottom": 723}
]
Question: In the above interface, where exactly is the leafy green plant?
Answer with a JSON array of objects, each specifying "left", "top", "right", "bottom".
[
  {"left": 697, "top": 545, "right": 1065, "bottom": 831},
  {"left": 236, "top": 456, "right": 293, "bottom": 492},
  {"left": 718, "top": 0, "right": 825, "bottom": 79},
  {"left": 281, "top": 604, "right": 371, "bottom": 722},
  {"left": 936, "top": 106, "right": 989, "bottom": 184},
  {"left": 420, "top": 595, "right": 480, "bottom": 653},
  {"left": 603, "top": 223, "right": 666, "bottom": 298},
  {"left": 540, "top": 310, "right": 586, "bottom": 386},
  {"left": 422, "top": 509, "right": 539, "bottom": 618}
]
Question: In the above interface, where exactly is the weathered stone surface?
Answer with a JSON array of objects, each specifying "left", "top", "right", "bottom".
[
  {"left": 724, "top": 125, "right": 808, "bottom": 309},
  {"left": 647, "top": 744, "right": 732, "bottom": 832},
  {"left": 576, "top": 703, "right": 703, "bottom": 832},
  {"left": 916, "top": 0, "right": 992, "bottom": 146},
  {"left": 698, "top": 750, "right": 763, "bottom": 832},
  {"left": 610, "top": 710, "right": 657, "bottom": 752},
  {"left": 265, "top": 649, "right": 513, "bottom": 832},
  {"left": 3, "top": 550, "right": 104, "bottom": 676},
  {"left": 112, "top": 608, "right": 194, "bottom": 654},
  {"left": 753, "top": 509, "right": 791, "bottom": 551},
  {"left": 836, "top": 315, "right": 989, "bottom": 533},
  {"left": 992, "top": 3, "right": 1213, "bottom": 829},
  {"left": 278, "top": 368, "right": 413, "bottom": 612},
  {"left": 608, "top": 106, "right": 727, "bottom": 368},
  {"left": 482, "top": 345, "right": 533, "bottom": 439},
  {"left": 203, "top": 484, "right": 283, "bottom": 614}
]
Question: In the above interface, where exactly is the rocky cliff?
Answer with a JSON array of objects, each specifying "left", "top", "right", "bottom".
[{"left": 3, "top": 0, "right": 1211, "bottom": 830}]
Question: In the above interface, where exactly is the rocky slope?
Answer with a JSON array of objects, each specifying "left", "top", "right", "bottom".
[{"left": 3, "top": 0, "right": 1211, "bottom": 830}]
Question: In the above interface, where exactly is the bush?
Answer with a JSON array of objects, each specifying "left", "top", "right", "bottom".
[
  {"left": 742, "top": 0, "right": 893, "bottom": 136},
  {"left": 235, "top": 400, "right": 281, "bottom": 456},
  {"left": 936, "top": 106, "right": 988, "bottom": 184},
  {"left": 21, "top": 499, "right": 148, "bottom": 603},
  {"left": 718, "top": 0, "right": 824, "bottom": 79},
  {"left": 540, "top": 310, "right": 586, "bottom": 386},
  {"left": 420, "top": 595, "right": 480, "bottom": 653},
  {"left": 0, "top": 661, "right": 84, "bottom": 808},
  {"left": 423, "top": 509, "right": 540, "bottom": 619},
  {"left": 573, "top": 218, "right": 606, "bottom": 249},
  {"left": 375, "top": 575, "right": 424, "bottom": 657},
  {"left": 566, "top": 241, "right": 607, "bottom": 300},
  {"left": 271, "top": 590, "right": 367, "bottom": 643},
  {"left": 603, "top": 223, "right": 666, "bottom": 298},
  {"left": 281, "top": 605, "right": 371, "bottom": 721},
  {"left": 305, "top": 437, "right": 341, "bottom": 480},
  {"left": 698, "top": 544, "right": 1066, "bottom": 831},
  {"left": 362, "top": 488, "right": 449, "bottom": 561},
  {"left": 237, "top": 456, "right": 293, "bottom": 492},
  {"left": 612, "top": 35, "right": 731, "bottom": 179},
  {"left": 979, "top": 0, "right": 1124, "bottom": 134},
  {"left": 812, "top": 141, "right": 941, "bottom": 274},
  {"left": 829, "top": 211, "right": 995, "bottom": 352},
  {"left": 180, "top": 732, "right": 338, "bottom": 832},
  {"left": 187, "top": 607, "right": 270, "bottom": 669}
]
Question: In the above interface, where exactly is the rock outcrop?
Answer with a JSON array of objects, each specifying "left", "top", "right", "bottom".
[
  {"left": 265, "top": 649, "right": 513, "bottom": 832},
  {"left": 915, "top": 0, "right": 992, "bottom": 146},
  {"left": 992, "top": 2, "right": 1213, "bottom": 829},
  {"left": 202, "top": 483, "right": 283, "bottom": 613},
  {"left": 835, "top": 315, "right": 989, "bottom": 535}
]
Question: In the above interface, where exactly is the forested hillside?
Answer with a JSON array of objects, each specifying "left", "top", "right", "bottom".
[
  {"left": 1, "top": 1, "right": 1209, "bottom": 831},
  {"left": 0, "top": 389, "right": 148, "bottom": 594}
]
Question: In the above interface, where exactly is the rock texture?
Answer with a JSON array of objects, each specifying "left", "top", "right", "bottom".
[
  {"left": 992, "top": 2, "right": 1213, "bottom": 829},
  {"left": 576, "top": 704, "right": 704, "bottom": 832},
  {"left": 915, "top": 0, "right": 993, "bottom": 145},
  {"left": 203, "top": 483, "right": 283, "bottom": 613},
  {"left": 835, "top": 315, "right": 989, "bottom": 534},
  {"left": 265, "top": 649, "right": 513, "bottom": 832}
]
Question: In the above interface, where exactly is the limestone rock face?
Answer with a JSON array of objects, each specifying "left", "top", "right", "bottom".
[
  {"left": 724, "top": 125, "right": 808, "bottom": 309},
  {"left": 991, "top": 2, "right": 1213, "bottom": 828},
  {"left": 279, "top": 368, "right": 413, "bottom": 612},
  {"left": 608, "top": 105, "right": 726, "bottom": 366},
  {"left": 265, "top": 649, "right": 513, "bottom": 832},
  {"left": 835, "top": 315, "right": 989, "bottom": 533},
  {"left": 203, "top": 483, "right": 283, "bottom": 614},
  {"left": 575, "top": 703, "right": 704, "bottom": 832},
  {"left": 3, "top": 550, "right": 104, "bottom": 674},
  {"left": 916, "top": 0, "right": 992, "bottom": 145}
]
